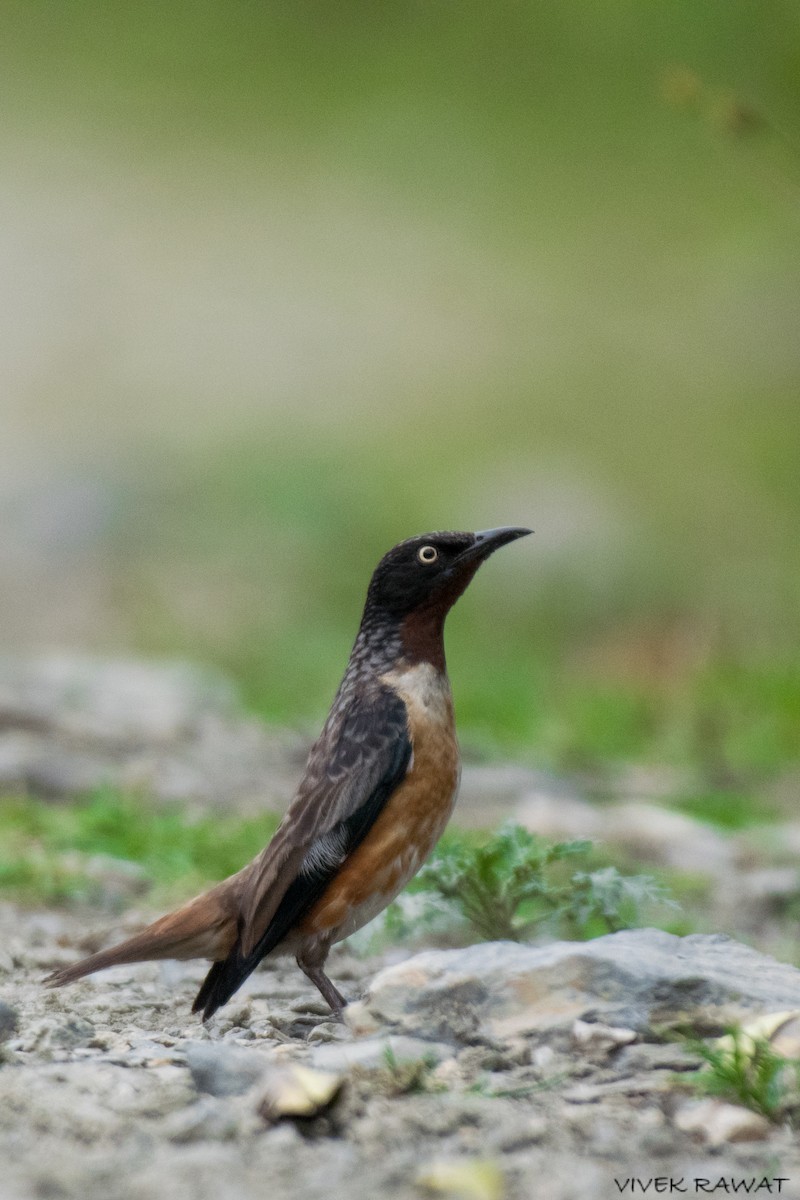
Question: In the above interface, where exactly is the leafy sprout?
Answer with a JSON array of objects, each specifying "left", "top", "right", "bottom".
[
  {"left": 410, "top": 822, "right": 674, "bottom": 943},
  {"left": 682, "top": 1026, "right": 800, "bottom": 1123}
]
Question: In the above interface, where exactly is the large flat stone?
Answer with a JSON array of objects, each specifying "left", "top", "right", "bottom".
[{"left": 354, "top": 930, "right": 800, "bottom": 1042}]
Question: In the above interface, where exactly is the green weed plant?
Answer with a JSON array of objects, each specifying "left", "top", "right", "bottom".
[
  {"left": 409, "top": 822, "right": 674, "bottom": 943},
  {"left": 684, "top": 1027, "right": 800, "bottom": 1124}
]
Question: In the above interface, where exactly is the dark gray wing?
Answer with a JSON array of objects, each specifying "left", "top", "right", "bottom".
[{"left": 192, "top": 683, "right": 411, "bottom": 1019}]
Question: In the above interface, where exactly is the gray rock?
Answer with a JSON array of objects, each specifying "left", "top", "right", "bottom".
[
  {"left": 493, "top": 1113, "right": 548, "bottom": 1150},
  {"left": 20, "top": 1015, "right": 95, "bottom": 1052},
  {"left": 0, "top": 999, "right": 19, "bottom": 1041},
  {"left": 606, "top": 764, "right": 696, "bottom": 802},
  {"left": 0, "top": 1065, "right": 122, "bottom": 1141},
  {"left": 55, "top": 852, "right": 152, "bottom": 907},
  {"left": 0, "top": 655, "right": 237, "bottom": 744},
  {"left": 305, "top": 1020, "right": 351, "bottom": 1045},
  {"left": 515, "top": 792, "right": 604, "bottom": 840},
  {"left": 163, "top": 1096, "right": 241, "bottom": 1143},
  {"left": 309, "top": 1034, "right": 453, "bottom": 1073},
  {"left": 735, "top": 821, "right": 800, "bottom": 864},
  {"left": 0, "top": 1003, "right": 18, "bottom": 1041},
  {"left": 357, "top": 930, "right": 800, "bottom": 1041},
  {"left": 0, "top": 731, "right": 38, "bottom": 788},
  {"left": 0, "top": 1060, "right": 193, "bottom": 1140},
  {"left": 674, "top": 1099, "right": 771, "bottom": 1145},
  {"left": 458, "top": 764, "right": 585, "bottom": 830},
  {"left": 570, "top": 1019, "right": 636, "bottom": 1059},
  {"left": 183, "top": 1041, "right": 272, "bottom": 1096},
  {"left": 119, "top": 713, "right": 305, "bottom": 810},
  {"left": 517, "top": 793, "right": 736, "bottom": 880},
  {"left": 0, "top": 655, "right": 305, "bottom": 808},
  {"left": 601, "top": 803, "right": 733, "bottom": 876},
  {"left": 25, "top": 748, "right": 120, "bottom": 799},
  {"left": 735, "top": 867, "right": 800, "bottom": 907}
]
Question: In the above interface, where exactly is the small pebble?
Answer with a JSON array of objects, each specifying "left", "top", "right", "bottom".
[{"left": 674, "top": 1098, "right": 771, "bottom": 1145}]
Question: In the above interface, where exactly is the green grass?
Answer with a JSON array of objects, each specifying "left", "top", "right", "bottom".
[
  {"left": 673, "top": 790, "right": 781, "bottom": 831},
  {"left": 104, "top": 446, "right": 800, "bottom": 798},
  {"left": 0, "top": 0, "right": 797, "bottom": 806},
  {"left": 0, "top": 791, "right": 759, "bottom": 947},
  {"left": 0, "top": 790, "right": 279, "bottom": 907},
  {"left": 0, "top": 796, "right": 686, "bottom": 948},
  {"left": 682, "top": 1026, "right": 800, "bottom": 1123}
]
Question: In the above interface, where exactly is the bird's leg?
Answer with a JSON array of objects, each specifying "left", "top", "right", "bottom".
[{"left": 296, "top": 948, "right": 347, "bottom": 1016}]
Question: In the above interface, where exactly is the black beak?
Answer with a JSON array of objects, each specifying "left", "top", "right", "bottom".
[{"left": 457, "top": 526, "right": 532, "bottom": 566}]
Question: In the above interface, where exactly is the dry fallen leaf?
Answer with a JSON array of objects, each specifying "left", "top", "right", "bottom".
[
  {"left": 257, "top": 1064, "right": 343, "bottom": 1122},
  {"left": 416, "top": 1157, "right": 505, "bottom": 1200}
]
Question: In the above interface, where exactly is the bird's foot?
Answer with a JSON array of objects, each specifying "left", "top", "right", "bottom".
[{"left": 296, "top": 954, "right": 348, "bottom": 1016}]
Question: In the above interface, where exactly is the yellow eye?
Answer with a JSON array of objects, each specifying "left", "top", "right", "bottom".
[{"left": 418, "top": 545, "right": 438, "bottom": 564}]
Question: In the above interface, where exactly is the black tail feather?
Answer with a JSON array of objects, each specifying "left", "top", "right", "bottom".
[
  {"left": 193, "top": 952, "right": 257, "bottom": 1021},
  {"left": 191, "top": 960, "right": 228, "bottom": 1017}
]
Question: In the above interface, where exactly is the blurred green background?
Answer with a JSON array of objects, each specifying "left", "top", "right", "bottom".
[{"left": 1, "top": 0, "right": 798, "bottom": 791}]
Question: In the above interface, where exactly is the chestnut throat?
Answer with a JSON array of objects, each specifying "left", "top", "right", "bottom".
[
  {"left": 399, "top": 607, "right": 447, "bottom": 673},
  {"left": 396, "top": 560, "right": 482, "bottom": 673}
]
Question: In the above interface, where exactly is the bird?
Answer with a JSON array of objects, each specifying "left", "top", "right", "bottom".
[{"left": 46, "top": 527, "right": 531, "bottom": 1020}]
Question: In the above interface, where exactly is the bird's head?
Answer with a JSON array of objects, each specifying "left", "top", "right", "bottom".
[{"left": 364, "top": 528, "right": 531, "bottom": 636}]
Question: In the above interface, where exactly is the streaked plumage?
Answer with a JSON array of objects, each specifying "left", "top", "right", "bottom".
[{"left": 46, "top": 526, "right": 530, "bottom": 1018}]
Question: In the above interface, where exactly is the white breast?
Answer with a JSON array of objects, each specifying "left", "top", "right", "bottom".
[{"left": 380, "top": 660, "right": 453, "bottom": 724}]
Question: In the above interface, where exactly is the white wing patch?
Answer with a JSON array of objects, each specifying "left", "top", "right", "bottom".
[{"left": 301, "top": 826, "right": 350, "bottom": 876}]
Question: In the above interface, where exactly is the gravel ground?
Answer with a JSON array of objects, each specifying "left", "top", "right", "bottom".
[{"left": 3, "top": 903, "right": 800, "bottom": 1200}]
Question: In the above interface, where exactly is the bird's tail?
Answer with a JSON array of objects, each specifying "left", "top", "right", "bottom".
[
  {"left": 44, "top": 885, "right": 239, "bottom": 989},
  {"left": 191, "top": 857, "right": 329, "bottom": 1021},
  {"left": 191, "top": 953, "right": 249, "bottom": 1020}
]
